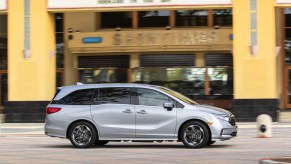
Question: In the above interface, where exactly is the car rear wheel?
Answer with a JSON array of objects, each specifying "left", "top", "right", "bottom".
[
  {"left": 180, "top": 121, "right": 210, "bottom": 149},
  {"left": 69, "top": 121, "right": 97, "bottom": 148}
]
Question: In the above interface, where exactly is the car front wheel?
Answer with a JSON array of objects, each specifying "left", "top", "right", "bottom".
[
  {"left": 69, "top": 121, "right": 97, "bottom": 148},
  {"left": 180, "top": 121, "right": 210, "bottom": 149}
]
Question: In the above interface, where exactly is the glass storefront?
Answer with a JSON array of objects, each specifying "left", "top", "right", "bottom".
[
  {"left": 55, "top": 13, "right": 64, "bottom": 87},
  {"left": 133, "top": 67, "right": 233, "bottom": 98},
  {"left": 101, "top": 12, "right": 132, "bottom": 28},
  {"left": 77, "top": 67, "right": 233, "bottom": 100},
  {"left": 284, "top": 8, "right": 291, "bottom": 108},
  {"left": 213, "top": 9, "right": 232, "bottom": 26},
  {"left": 208, "top": 67, "right": 233, "bottom": 95},
  {"left": 138, "top": 10, "right": 170, "bottom": 27},
  {"left": 79, "top": 68, "right": 128, "bottom": 83},
  {"left": 0, "top": 14, "right": 8, "bottom": 112},
  {"left": 285, "top": 7, "right": 291, "bottom": 65},
  {"left": 175, "top": 10, "right": 208, "bottom": 27},
  {"left": 96, "top": 9, "right": 232, "bottom": 29},
  {"left": 133, "top": 67, "right": 206, "bottom": 95}
]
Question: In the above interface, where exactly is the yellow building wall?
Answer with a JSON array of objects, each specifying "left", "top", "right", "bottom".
[
  {"left": 8, "top": 0, "right": 56, "bottom": 101},
  {"left": 233, "top": 0, "right": 278, "bottom": 99},
  {"left": 64, "top": 12, "right": 96, "bottom": 85},
  {"left": 195, "top": 52, "right": 205, "bottom": 67}
]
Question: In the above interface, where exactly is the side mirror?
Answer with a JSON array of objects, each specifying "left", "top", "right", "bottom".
[{"left": 163, "top": 102, "right": 174, "bottom": 110}]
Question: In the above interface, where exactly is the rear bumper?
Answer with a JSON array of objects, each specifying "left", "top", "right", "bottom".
[
  {"left": 44, "top": 124, "right": 66, "bottom": 138},
  {"left": 44, "top": 116, "right": 67, "bottom": 138}
]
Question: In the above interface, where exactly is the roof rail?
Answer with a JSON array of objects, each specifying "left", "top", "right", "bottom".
[{"left": 76, "top": 82, "right": 84, "bottom": 85}]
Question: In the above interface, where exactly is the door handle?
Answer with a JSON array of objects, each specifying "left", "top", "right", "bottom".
[
  {"left": 137, "top": 110, "right": 147, "bottom": 114},
  {"left": 122, "top": 109, "right": 133, "bottom": 114}
]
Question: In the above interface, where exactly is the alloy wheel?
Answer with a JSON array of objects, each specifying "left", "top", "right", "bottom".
[
  {"left": 183, "top": 125, "right": 205, "bottom": 146},
  {"left": 72, "top": 125, "right": 93, "bottom": 146}
]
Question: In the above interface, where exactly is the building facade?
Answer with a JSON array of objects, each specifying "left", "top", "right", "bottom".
[{"left": 0, "top": 0, "right": 290, "bottom": 122}]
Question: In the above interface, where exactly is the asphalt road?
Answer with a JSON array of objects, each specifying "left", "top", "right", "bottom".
[{"left": 1, "top": 123, "right": 291, "bottom": 164}]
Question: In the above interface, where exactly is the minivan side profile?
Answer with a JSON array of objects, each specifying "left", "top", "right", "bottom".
[{"left": 45, "top": 83, "right": 237, "bottom": 148}]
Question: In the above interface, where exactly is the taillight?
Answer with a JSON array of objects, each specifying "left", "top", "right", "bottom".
[{"left": 46, "top": 107, "right": 61, "bottom": 114}]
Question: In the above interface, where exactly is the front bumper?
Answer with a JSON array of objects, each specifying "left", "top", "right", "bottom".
[
  {"left": 210, "top": 116, "right": 238, "bottom": 140},
  {"left": 219, "top": 125, "right": 238, "bottom": 140}
]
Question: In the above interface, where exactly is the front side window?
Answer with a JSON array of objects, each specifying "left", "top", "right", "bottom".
[
  {"left": 96, "top": 88, "right": 131, "bottom": 104},
  {"left": 59, "top": 89, "right": 94, "bottom": 105},
  {"left": 157, "top": 86, "right": 198, "bottom": 105},
  {"left": 137, "top": 88, "right": 171, "bottom": 107}
]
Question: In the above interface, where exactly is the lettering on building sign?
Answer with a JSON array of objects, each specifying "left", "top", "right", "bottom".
[
  {"left": 112, "top": 31, "right": 218, "bottom": 46},
  {"left": 113, "top": 32, "right": 122, "bottom": 45},
  {"left": 49, "top": 0, "right": 231, "bottom": 9},
  {"left": 97, "top": 0, "right": 171, "bottom": 4},
  {"left": 98, "top": 0, "right": 124, "bottom": 4}
]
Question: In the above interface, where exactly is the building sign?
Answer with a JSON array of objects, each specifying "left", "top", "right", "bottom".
[
  {"left": 68, "top": 29, "right": 233, "bottom": 53},
  {"left": 276, "top": 0, "right": 291, "bottom": 3},
  {"left": 83, "top": 37, "right": 103, "bottom": 43},
  {"left": 112, "top": 30, "right": 218, "bottom": 46},
  {"left": 0, "top": 0, "right": 7, "bottom": 11},
  {"left": 48, "top": 0, "right": 232, "bottom": 9}
]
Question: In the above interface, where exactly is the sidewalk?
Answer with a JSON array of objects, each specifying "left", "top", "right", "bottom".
[{"left": 0, "top": 123, "right": 44, "bottom": 135}]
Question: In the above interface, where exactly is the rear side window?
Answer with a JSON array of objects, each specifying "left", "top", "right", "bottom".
[
  {"left": 93, "top": 88, "right": 131, "bottom": 105},
  {"left": 55, "top": 89, "right": 94, "bottom": 105}
]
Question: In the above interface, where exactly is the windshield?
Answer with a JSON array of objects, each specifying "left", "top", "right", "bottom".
[{"left": 157, "top": 86, "right": 199, "bottom": 105}]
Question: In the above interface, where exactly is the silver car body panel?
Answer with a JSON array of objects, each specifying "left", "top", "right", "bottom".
[
  {"left": 45, "top": 83, "right": 237, "bottom": 141},
  {"left": 91, "top": 104, "right": 135, "bottom": 139},
  {"left": 135, "top": 105, "right": 177, "bottom": 138},
  {"left": 45, "top": 104, "right": 93, "bottom": 138}
]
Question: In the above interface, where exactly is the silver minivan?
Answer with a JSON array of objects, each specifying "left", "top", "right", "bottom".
[{"left": 45, "top": 83, "right": 237, "bottom": 148}]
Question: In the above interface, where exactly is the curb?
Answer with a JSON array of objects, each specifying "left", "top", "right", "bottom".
[{"left": 260, "top": 157, "right": 291, "bottom": 164}]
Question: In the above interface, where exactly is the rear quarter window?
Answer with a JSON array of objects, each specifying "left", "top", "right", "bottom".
[
  {"left": 52, "top": 89, "right": 61, "bottom": 100},
  {"left": 52, "top": 89, "right": 94, "bottom": 105}
]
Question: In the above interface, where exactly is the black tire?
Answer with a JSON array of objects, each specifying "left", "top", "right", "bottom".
[
  {"left": 180, "top": 121, "right": 210, "bottom": 149},
  {"left": 207, "top": 140, "right": 216, "bottom": 145},
  {"left": 69, "top": 121, "right": 97, "bottom": 148},
  {"left": 95, "top": 140, "right": 109, "bottom": 146}
]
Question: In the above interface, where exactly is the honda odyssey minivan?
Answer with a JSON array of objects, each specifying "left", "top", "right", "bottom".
[{"left": 45, "top": 83, "right": 237, "bottom": 148}]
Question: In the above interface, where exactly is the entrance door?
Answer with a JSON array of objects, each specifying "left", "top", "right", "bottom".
[{"left": 284, "top": 66, "right": 291, "bottom": 108}]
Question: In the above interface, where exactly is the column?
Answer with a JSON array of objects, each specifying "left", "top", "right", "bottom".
[
  {"left": 7, "top": 0, "right": 55, "bottom": 122},
  {"left": 232, "top": 0, "right": 278, "bottom": 121}
]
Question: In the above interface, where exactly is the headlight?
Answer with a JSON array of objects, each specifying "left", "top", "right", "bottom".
[{"left": 214, "top": 114, "right": 230, "bottom": 122}]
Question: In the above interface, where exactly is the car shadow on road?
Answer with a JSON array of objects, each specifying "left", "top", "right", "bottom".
[{"left": 43, "top": 144, "right": 231, "bottom": 149}]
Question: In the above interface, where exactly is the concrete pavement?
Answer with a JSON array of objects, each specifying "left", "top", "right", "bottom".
[{"left": 1, "top": 122, "right": 291, "bottom": 163}]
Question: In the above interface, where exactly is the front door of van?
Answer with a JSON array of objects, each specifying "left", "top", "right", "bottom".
[
  {"left": 90, "top": 87, "right": 135, "bottom": 139},
  {"left": 135, "top": 88, "right": 177, "bottom": 139}
]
